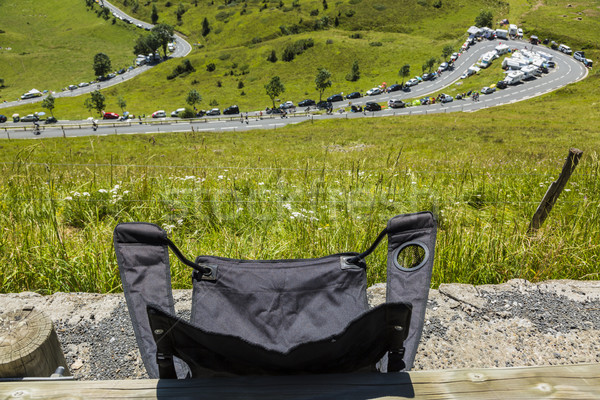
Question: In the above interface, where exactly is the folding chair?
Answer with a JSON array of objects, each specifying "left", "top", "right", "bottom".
[{"left": 114, "top": 211, "right": 436, "bottom": 378}]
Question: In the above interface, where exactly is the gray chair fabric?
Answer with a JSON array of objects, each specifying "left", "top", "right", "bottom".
[{"left": 114, "top": 212, "right": 436, "bottom": 378}]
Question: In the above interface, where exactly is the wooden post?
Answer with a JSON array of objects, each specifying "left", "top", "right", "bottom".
[
  {"left": 0, "top": 308, "right": 70, "bottom": 378},
  {"left": 528, "top": 148, "right": 583, "bottom": 234}
]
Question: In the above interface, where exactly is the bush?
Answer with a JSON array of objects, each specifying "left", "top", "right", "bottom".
[
  {"left": 369, "top": 41, "right": 383, "bottom": 46},
  {"left": 206, "top": 62, "right": 216, "bottom": 72},
  {"left": 180, "top": 108, "right": 196, "bottom": 118},
  {"left": 238, "top": 81, "right": 244, "bottom": 89},
  {"left": 267, "top": 49, "right": 278, "bottom": 62},
  {"left": 433, "top": 0, "right": 442, "bottom": 8},
  {"left": 167, "top": 59, "right": 196, "bottom": 80},
  {"left": 350, "top": 33, "right": 362, "bottom": 39},
  {"left": 345, "top": 9, "right": 355, "bottom": 17},
  {"left": 310, "top": 9, "right": 319, "bottom": 16},
  {"left": 326, "top": 39, "right": 334, "bottom": 44}
]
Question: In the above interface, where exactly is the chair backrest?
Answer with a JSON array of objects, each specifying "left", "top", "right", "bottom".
[{"left": 114, "top": 212, "right": 436, "bottom": 378}]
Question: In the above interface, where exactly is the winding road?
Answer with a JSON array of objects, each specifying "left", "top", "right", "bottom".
[{"left": 0, "top": 1, "right": 589, "bottom": 139}]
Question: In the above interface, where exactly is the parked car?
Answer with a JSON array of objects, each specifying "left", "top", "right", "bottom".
[
  {"left": 0, "top": 115, "right": 7, "bottom": 123},
  {"left": 550, "top": 41, "right": 559, "bottom": 50},
  {"left": 78, "top": 82, "right": 89, "bottom": 87},
  {"left": 207, "top": 108, "right": 221, "bottom": 116},
  {"left": 117, "top": 68, "right": 126, "bottom": 74},
  {"left": 280, "top": 101, "right": 295, "bottom": 109},
  {"left": 558, "top": 44, "right": 572, "bottom": 55},
  {"left": 21, "top": 114, "right": 40, "bottom": 122},
  {"left": 171, "top": 108, "right": 186, "bottom": 117},
  {"left": 547, "top": 60, "right": 556, "bottom": 68},
  {"left": 45, "top": 116, "right": 58, "bottom": 124},
  {"left": 366, "top": 87, "right": 382, "bottom": 96},
  {"left": 538, "top": 65, "right": 549, "bottom": 74},
  {"left": 388, "top": 99, "right": 405, "bottom": 109},
  {"left": 517, "top": 28, "right": 523, "bottom": 37},
  {"left": 439, "top": 62, "right": 449, "bottom": 71},
  {"left": 481, "top": 86, "right": 496, "bottom": 94},
  {"left": 440, "top": 94, "right": 453, "bottom": 103},
  {"left": 223, "top": 105, "right": 240, "bottom": 115},
  {"left": 266, "top": 107, "right": 283, "bottom": 114},
  {"left": 152, "top": 110, "right": 167, "bottom": 118},
  {"left": 421, "top": 73, "right": 436, "bottom": 81},
  {"left": 327, "top": 93, "right": 344, "bottom": 102},
  {"left": 405, "top": 78, "right": 419, "bottom": 87},
  {"left": 103, "top": 112, "right": 119, "bottom": 119},
  {"left": 68, "top": 85, "right": 78, "bottom": 90},
  {"left": 451, "top": 52, "right": 459, "bottom": 62},
  {"left": 345, "top": 92, "right": 361, "bottom": 99},
  {"left": 364, "top": 102, "right": 381, "bottom": 111},
  {"left": 298, "top": 99, "right": 315, "bottom": 107},
  {"left": 388, "top": 84, "right": 403, "bottom": 92},
  {"left": 316, "top": 100, "right": 332, "bottom": 110},
  {"left": 496, "top": 80, "right": 508, "bottom": 89}
]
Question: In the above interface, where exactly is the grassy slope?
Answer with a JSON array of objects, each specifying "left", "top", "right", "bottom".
[
  {"left": 2, "top": 0, "right": 501, "bottom": 117},
  {"left": 0, "top": 0, "right": 141, "bottom": 101}
]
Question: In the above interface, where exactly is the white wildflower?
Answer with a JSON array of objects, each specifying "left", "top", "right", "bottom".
[{"left": 98, "top": 189, "right": 108, "bottom": 193}]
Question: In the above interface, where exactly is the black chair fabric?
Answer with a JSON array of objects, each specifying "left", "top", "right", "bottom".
[{"left": 114, "top": 212, "right": 437, "bottom": 378}]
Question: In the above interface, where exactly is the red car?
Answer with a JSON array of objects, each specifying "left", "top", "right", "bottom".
[{"left": 103, "top": 112, "right": 119, "bottom": 119}]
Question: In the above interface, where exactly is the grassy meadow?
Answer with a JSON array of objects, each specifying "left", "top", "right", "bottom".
[
  {"left": 1, "top": 0, "right": 599, "bottom": 294},
  {"left": 0, "top": 0, "right": 141, "bottom": 102},
  {"left": 1, "top": 75, "right": 599, "bottom": 293}
]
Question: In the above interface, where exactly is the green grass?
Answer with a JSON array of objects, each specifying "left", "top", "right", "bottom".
[
  {"left": 0, "top": 0, "right": 142, "bottom": 102},
  {"left": 1, "top": 71, "right": 599, "bottom": 293}
]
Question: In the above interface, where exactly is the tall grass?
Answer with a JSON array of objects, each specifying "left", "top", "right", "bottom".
[{"left": 1, "top": 112, "right": 598, "bottom": 294}]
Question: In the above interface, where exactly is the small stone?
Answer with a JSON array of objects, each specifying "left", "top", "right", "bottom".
[{"left": 71, "top": 359, "right": 84, "bottom": 370}]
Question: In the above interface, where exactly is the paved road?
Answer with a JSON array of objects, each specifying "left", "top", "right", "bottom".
[
  {"left": 1, "top": 39, "right": 588, "bottom": 139},
  {"left": 0, "top": 0, "right": 192, "bottom": 110}
]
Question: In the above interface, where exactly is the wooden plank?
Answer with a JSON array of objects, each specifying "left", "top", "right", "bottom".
[{"left": 0, "top": 363, "right": 599, "bottom": 399}]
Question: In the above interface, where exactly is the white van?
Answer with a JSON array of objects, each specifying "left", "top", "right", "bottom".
[
  {"left": 171, "top": 108, "right": 186, "bottom": 117},
  {"left": 558, "top": 44, "right": 572, "bottom": 54}
]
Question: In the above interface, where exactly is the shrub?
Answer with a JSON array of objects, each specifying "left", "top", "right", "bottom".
[
  {"left": 219, "top": 53, "right": 231, "bottom": 61},
  {"left": 350, "top": 33, "right": 362, "bottom": 39},
  {"left": 167, "top": 59, "right": 196, "bottom": 80},
  {"left": 310, "top": 9, "right": 319, "bottom": 16},
  {"left": 345, "top": 9, "right": 355, "bottom": 17},
  {"left": 369, "top": 41, "right": 383, "bottom": 46},
  {"left": 267, "top": 49, "right": 278, "bottom": 62},
  {"left": 180, "top": 108, "right": 196, "bottom": 118},
  {"left": 326, "top": 39, "right": 334, "bottom": 44},
  {"left": 238, "top": 81, "right": 244, "bottom": 89},
  {"left": 206, "top": 62, "right": 216, "bottom": 72}
]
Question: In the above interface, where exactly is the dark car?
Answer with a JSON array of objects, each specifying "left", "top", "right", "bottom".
[
  {"left": 44, "top": 116, "right": 58, "bottom": 124},
  {"left": 117, "top": 68, "right": 126, "bottom": 74},
  {"left": 364, "top": 102, "right": 381, "bottom": 111},
  {"left": 345, "top": 92, "right": 361, "bottom": 99},
  {"left": 266, "top": 107, "right": 283, "bottom": 114},
  {"left": 0, "top": 115, "right": 7, "bottom": 123},
  {"left": 496, "top": 80, "right": 508, "bottom": 89},
  {"left": 388, "top": 84, "right": 403, "bottom": 92},
  {"left": 298, "top": 99, "right": 315, "bottom": 107},
  {"left": 207, "top": 108, "right": 221, "bottom": 116},
  {"left": 538, "top": 65, "right": 549, "bottom": 74},
  {"left": 223, "top": 105, "right": 240, "bottom": 115},
  {"left": 316, "top": 100, "right": 332, "bottom": 110},
  {"left": 547, "top": 60, "right": 556, "bottom": 68},
  {"left": 327, "top": 93, "right": 344, "bottom": 102},
  {"left": 196, "top": 110, "right": 206, "bottom": 117},
  {"left": 421, "top": 73, "right": 436, "bottom": 81}
]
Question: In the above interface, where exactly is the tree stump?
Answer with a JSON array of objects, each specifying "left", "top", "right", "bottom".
[{"left": 0, "top": 307, "right": 70, "bottom": 378}]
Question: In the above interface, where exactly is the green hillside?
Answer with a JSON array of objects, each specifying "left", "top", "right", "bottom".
[
  {"left": 0, "top": 0, "right": 141, "bottom": 101},
  {"left": 2, "top": 0, "right": 598, "bottom": 118}
]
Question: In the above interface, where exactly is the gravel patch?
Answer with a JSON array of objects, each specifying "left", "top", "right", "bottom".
[{"left": 2, "top": 279, "right": 599, "bottom": 380}]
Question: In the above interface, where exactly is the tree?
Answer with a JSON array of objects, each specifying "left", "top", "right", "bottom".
[
  {"left": 41, "top": 94, "right": 55, "bottom": 117},
  {"left": 475, "top": 10, "right": 493, "bottom": 27},
  {"left": 345, "top": 60, "right": 360, "bottom": 82},
  {"left": 314, "top": 68, "right": 332, "bottom": 102},
  {"left": 84, "top": 90, "right": 106, "bottom": 117},
  {"left": 151, "top": 4, "right": 159, "bottom": 24},
  {"left": 117, "top": 96, "right": 127, "bottom": 113},
  {"left": 151, "top": 23, "right": 175, "bottom": 59},
  {"left": 442, "top": 44, "right": 454, "bottom": 60},
  {"left": 93, "top": 53, "right": 112, "bottom": 77},
  {"left": 426, "top": 56, "right": 437, "bottom": 72},
  {"left": 186, "top": 89, "right": 202, "bottom": 109},
  {"left": 134, "top": 33, "right": 161, "bottom": 56},
  {"left": 176, "top": 3, "right": 186, "bottom": 23},
  {"left": 265, "top": 76, "right": 285, "bottom": 109},
  {"left": 267, "top": 49, "right": 277, "bottom": 63},
  {"left": 202, "top": 17, "right": 211, "bottom": 36},
  {"left": 399, "top": 64, "right": 410, "bottom": 85},
  {"left": 322, "top": 0, "right": 328, "bottom": 10},
  {"left": 0, "top": 78, "right": 5, "bottom": 88}
]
